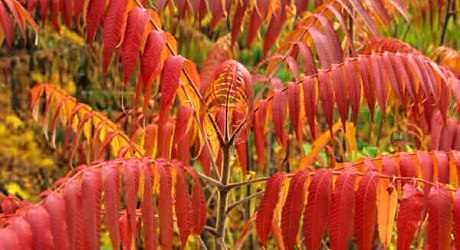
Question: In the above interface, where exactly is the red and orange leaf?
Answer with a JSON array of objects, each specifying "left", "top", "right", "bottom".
[
  {"left": 303, "top": 168, "right": 332, "bottom": 250},
  {"left": 328, "top": 165, "right": 356, "bottom": 250},
  {"left": 396, "top": 184, "right": 424, "bottom": 250},
  {"left": 256, "top": 172, "right": 286, "bottom": 246},
  {"left": 427, "top": 185, "right": 452, "bottom": 249},
  {"left": 44, "top": 192, "right": 70, "bottom": 250},
  {"left": 81, "top": 168, "right": 102, "bottom": 250},
  {"left": 281, "top": 170, "right": 308, "bottom": 250},
  {"left": 122, "top": 8, "right": 150, "bottom": 85},
  {"left": 102, "top": 164, "right": 120, "bottom": 250},
  {"left": 123, "top": 159, "right": 140, "bottom": 248},
  {"left": 354, "top": 170, "right": 378, "bottom": 250}
]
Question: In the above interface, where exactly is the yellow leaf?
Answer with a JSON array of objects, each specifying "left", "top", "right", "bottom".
[
  {"left": 299, "top": 121, "right": 342, "bottom": 169},
  {"left": 377, "top": 178, "right": 398, "bottom": 249}
]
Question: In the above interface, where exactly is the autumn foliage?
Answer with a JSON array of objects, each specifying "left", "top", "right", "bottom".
[{"left": 1, "top": 0, "right": 460, "bottom": 249}]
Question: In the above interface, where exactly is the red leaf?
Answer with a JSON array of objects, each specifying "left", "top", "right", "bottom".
[
  {"left": 186, "top": 166, "right": 206, "bottom": 235},
  {"left": 50, "top": 0, "right": 60, "bottom": 31},
  {"left": 332, "top": 64, "right": 348, "bottom": 128},
  {"left": 82, "top": 168, "right": 102, "bottom": 250},
  {"left": 396, "top": 184, "right": 424, "bottom": 249},
  {"left": 439, "top": 117, "right": 457, "bottom": 151},
  {"left": 315, "top": 15, "right": 344, "bottom": 63},
  {"left": 256, "top": 172, "right": 286, "bottom": 246},
  {"left": 348, "top": 0, "right": 377, "bottom": 36},
  {"left": 157, "top": 121, "right": 174, "bottom": 159},
  {"left": 254, "top": 100, "right": 268, "bottom": 168},
  {"left": 233, "top": 111, "right": 248, "bottom": 176},
  {"left": 328, "top": 165, "right": 356, "bottom": 250},
  {"left": 302, "top": 76, "right": 317, "bottom": 138},
  {"left": 102, "top": 164, "right": 120, "bottom": 250},
  {"left": 141, "top": 161, "right": 158, "bottom": 250},
  {"left": 25, "top": 206, "right": 54, "bottom": 249},
  {"left": 303, "top": 168, "right": 332, "bottom": 250},
  {"left": 141, "top": 31, "right": 166, "bottom": 111},
  {"left": 272, "top": 86, "right": 288, "bottom": 146},
  {"left": 208, "top": 0, "right": 223, "bottom": 32},
  {"left": 434, "top": 151, "right": 449, "bottom": 184},
  {"left": 247, "top": 0, "right": 268, "bottom": 46},
  {"left": 231, "top": 0, "right": 248, "bottom": 45},
  {"left": 358, "top": 56, "right": 375, "bottom": 122},
  {"left": 63, "top": 179, "right": 86, "bottom": 250},
  {"left": 399, "top": 153, "right": 416, "bottom": 184},
  {"left": 263, "top": 6, "right": 285, "bottom": 56},
  {"left": 0, "top": 228, "right": 20, "bottom": 250},
  {"left": 174, "top": 165, "right": 192, "bottom": 248},
  {"left": 382, "top": 156, "right": 398, "bottom": 176},
  {"left": 453, "top": 190, "right": 460, "bottom": 249},
  {"left": 296, "top": 42, "right": 317, "bottom": 76},
  {"left": 123, "top": 160, "right": 140, "bottom": 248},
  {"left": 102, "top": 0, "right": 129, "bottom": 76},
  {"left": 86, "top": 0, "right": 105, "bottom": 46},
  {"left": 344, "top": 60, "right": 361, "bottom": 123},
  {"left": 309, "top": 27, "right": 333, "bottom": 69},
  {"left": 122, "top": 8, "right": 150, "bottom": 85},
  {"left": 158, "top": 163, "right": 173, "bottom": 249},
  {"left": 288, "top": 82, "right": 302, "bottom": 147},
  {"left": 371, "top": 54, "right": 388, "bottom": 121},
  {"left": 44, "top": 192, "right": 70, "bottom": 250},
  {"left": 40, "top": 0, "right": 49, "bottom": 24},
  {"left": 8, "top": 218, "right": 32, "bottom": 249},
  {"left": 354, "top": 170, "right": 378, "bottom": 250},
  {"left": 318, "top": 72, "right": 334, "bottom": 134},
  {"left": 282, "top": 170, "right": 309, "bottom": 250},
  {"left": 0, "top": 3, "right": 13, "bottom": 48},
  {"left": 159, "top": 56, "right": 184, "bottom": 123},
  {"left": 427, "top": 185, "right": 452, "bottom": 249},
  {"left": 383, "top": 53, "right": 404, "bottom": 104}
]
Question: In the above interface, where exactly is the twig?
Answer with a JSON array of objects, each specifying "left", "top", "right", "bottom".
[
  {"left": 440, "top": 0, "right": 453, "bottom": 45},
  {"left": 226, "top": 190, "right": 265, "bottom": 214}
]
